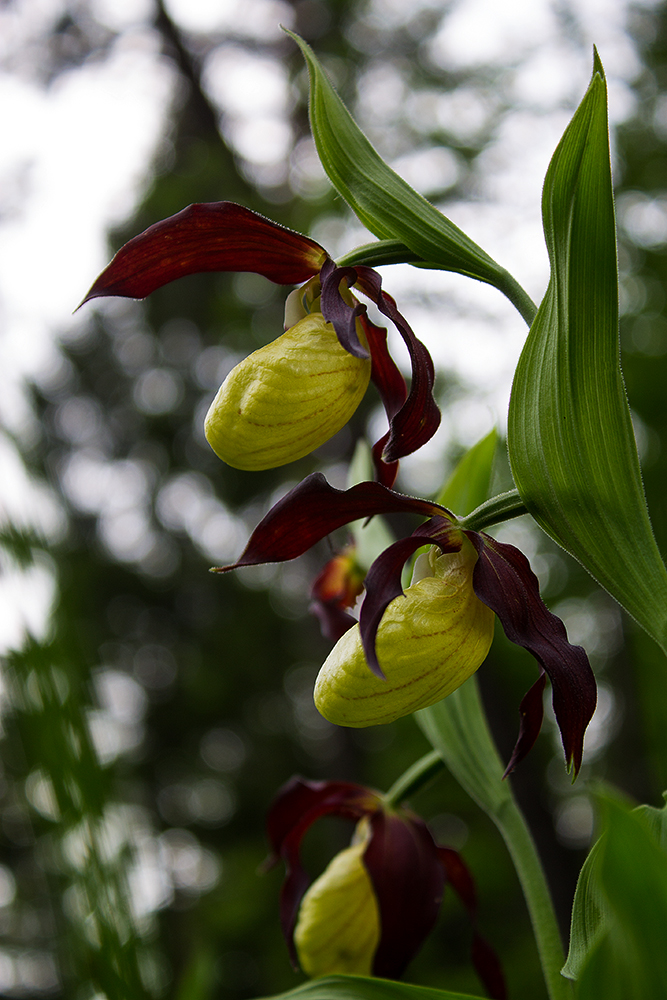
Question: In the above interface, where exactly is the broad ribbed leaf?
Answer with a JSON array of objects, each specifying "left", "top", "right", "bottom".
[
  {"left": 508, "top": 53, "right": 667, "bottom": 654},
  {"left": 564, "top": 793, "right": 667, "bottom": 983},
  {"left": 287, "top": 30, "right": 535, "bottom": 320},
  {"left": 573, "top": 794, "right": 667, "bottom": 999},
  {"left": 562, "top": 838, "right": 607, "bottom": 981},
  {"left": 257, "top": 974, "right": 487, "bottom": 1000}
]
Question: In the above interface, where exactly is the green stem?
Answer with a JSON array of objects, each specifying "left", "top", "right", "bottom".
[
  {"left": 337, "top": 244, "right": 539, "bottom": 328},
  {"left": 493, "top": 798, "right": 572, "bottom": 1000},
  {"left": 337, "top": 240, "right": 424, "bottom": 269},
  {"left": 495, "top": 268, "right": 539, "bottom": 327},
  {"left": 383, "top": 750, "right": 445, "bottom": 808},
  {"left": 417, "top": 679, "right": 571, "bottom": 1000},
  {"left": 460, "top": 489, "right": 528, "bottom": 532}
]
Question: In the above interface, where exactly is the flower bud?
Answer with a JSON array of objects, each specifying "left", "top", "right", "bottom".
[
  {"left": 314, "top": 539, "right": 495, "bottom": 727},
  {"left": 294, "top": 821, "right": 380, "bottom": 977},
  {"left": 204, "top": 314, "right": 371, "bottom": 470}
]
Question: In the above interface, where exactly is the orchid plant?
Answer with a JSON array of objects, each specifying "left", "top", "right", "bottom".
[{"left": 82, "top": 34, "right": 667, "bottom": 1000}]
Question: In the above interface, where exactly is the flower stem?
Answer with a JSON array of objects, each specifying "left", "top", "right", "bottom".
[
  {"left": 336, "top": 245, "right": 539, "bottom": 329},
  {"left": 417, "top": 679, "right": 572, "bottom": 1000},
  {"left": 495, "top": 268, "right": 539, "bottom": 326},
  {"left": 460, "top": 489, "right": 528, "bottom": 532},
  {"left": 383, "top": 750, "right": 445, "bottom": 808},
  {"left": 494, "top": 797, "right": 573, "bottom": 1000}
]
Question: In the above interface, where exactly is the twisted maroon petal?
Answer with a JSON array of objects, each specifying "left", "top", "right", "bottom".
[
  {"left": 362, "top": 315, "right": 407, "bottom": 487},
  {"left": 359, "top": 517, "right": 462, "bottom": 679},
  {"left": 364, "top": 812, "right": 444, "bottom": 979},
  {"left": 502, "top": 672, "right": 548, "bottom": 777},
  {"left": 354, "top": 266, "right": 441, "bottom": 463},
  {"left": 81, "top": 202, "right": 327, "bottom": 304},
  {"left": 319, "top": 259, "right": 370, "bottom": 358},
  {"left": 467, "top": 531, "right": 596, "bottom": 775},
  {"left": 265, "top": 776, "right": 381, "bottom": 967},
  {"left": 213, "top": 473, "right": 445, "bottom": 573}
]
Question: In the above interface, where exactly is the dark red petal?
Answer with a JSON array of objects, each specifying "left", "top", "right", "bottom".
[
  {"left": 502, "top": 672, "right": 547, "bottom": 778},
  {"left": 438, "top": 846, "right": 477, "bottom": 916},
  {"left": 359, "top": 518, "right": 462, "bottom": 679},
  {"left": 319, "top": 259, "right": 370, "bottom": 359},
  {"left": 265, "top": 776, "right": 380, "bottom": 967},
  {"left": 80, "top": 202, "right": 327, "bottom": 304},
  {"left": 471, "top": 933, "right": 508, "bottom": 1000},
  {"left": 362, "top": 315, "right": 407, "bottom": 422},
  {"left": 467, "top": 531, "right": 597, "bottom": 775},
  {"left": 213, "top": 473, "right": 445, "bottom": 573},
  {"left": 309, "top": 599, "right": 358, "bottom": 642},
  {"left": 354, "top": 266, "right": 441, "bottom": 462},
  {"left": 364, "top": 812, "right": 445, "bottom": 979},
  {"left": 438, "top": 848, "right": 507, "bottom": 1000},
  {"left": 362, "top": 315, "right": 407, "bottom": 486},
  {"left": 372, "top": 434, "right": 400, "bottom": 489}
]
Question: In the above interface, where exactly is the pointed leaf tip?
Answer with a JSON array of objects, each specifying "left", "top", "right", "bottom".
[{"left": 508, "top": 51, "right": 667, "bottom": 657}]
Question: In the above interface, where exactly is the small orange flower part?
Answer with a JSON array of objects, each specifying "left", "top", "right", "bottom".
[
  {"left": 310, "top": 545, "right": 365, "bottom": 642},
  {"left": 265, "top": 775, "right": 506, "bottom": 997}
]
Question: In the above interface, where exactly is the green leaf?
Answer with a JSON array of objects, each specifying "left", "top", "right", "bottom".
[
  {"left": 287, "top": 31, "right": 536, "bottom": 325},
  {"left": 562, "top": 838, "right": 608, "bottom": 980},
  {"left": 634, "top": 790, "right": 667, "bottom": 848},
  {"left": 257, "top": 974, "right": 486, "bottom": 1000},
  {"left": 507, "top": 52, "right": 667, "bottom": 654},
  {"left": 573, "top": 793, "right": 667, "bottom": 999},
  {"left": 565, "top": 792, "right": 667, "bottom": 984},
  {"left": 435, "top": 429, "right": 498, "bottom": 516}
]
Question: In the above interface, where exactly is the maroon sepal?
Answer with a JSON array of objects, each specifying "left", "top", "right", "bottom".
[
  {"left": 372, "top": 435, "right": 400, "bottom": 489},
  {"left": 354, "top": 266, "right": 441, "bottom": 464},
  {"left": 319, "top": 263, "right": 440, "bottom": 468},
  {"left": 265, "top": 777, "right": 380, "bottom": 967},
  {"left": 362, "top": 315, "right": 407, "bottom": 487},
  {"left": 364, "top": 811, "right": 445, "bottom": 979},
  {"left": 438, "top": 847, "right": 507, "bottom": 1000},
  {"left": 80, "top": 202, "right": 327, "bottom": 304},
  {"left": 466, "top": 532, "right": 596, "bottom": 775},
  {"left": 359, "top": 517, "right": 462, "bottom": 679},
  {"left": 502, "top": 672, "right": 547, "bottom": 778},
  {"left": 212, "top": 473, "right": 445, "bottom": 573}
]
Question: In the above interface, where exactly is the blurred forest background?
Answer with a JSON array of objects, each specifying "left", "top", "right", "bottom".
[{"left": 2, "top": 0, "right": 667, "bottom": 998}]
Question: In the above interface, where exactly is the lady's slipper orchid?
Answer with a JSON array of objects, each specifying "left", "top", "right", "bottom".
[
  {"left": 315, "top": 539, "right": 495, "bottom": 727},
  {"left": 81, "top": 202, "right": 440, "bottom": 485},
  {"left": 215, "top": 473, "right": 597, "bottom": 775},
  {"left": 266, "top": 775, "right": 505, "bottom": 997}
]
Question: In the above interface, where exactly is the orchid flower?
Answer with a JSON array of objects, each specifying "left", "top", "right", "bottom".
[
  {"left": 81, "top": 202, "right": 440, "bottom": 486},
  {"left": 266, "top": 776, "right": 506, "bottom": 998},
  {"left": 215, "top": 473, "right": 597, "bottom": 776},
  {"left": 309, "top": 543, "right": 365, "bottom": 642}
]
